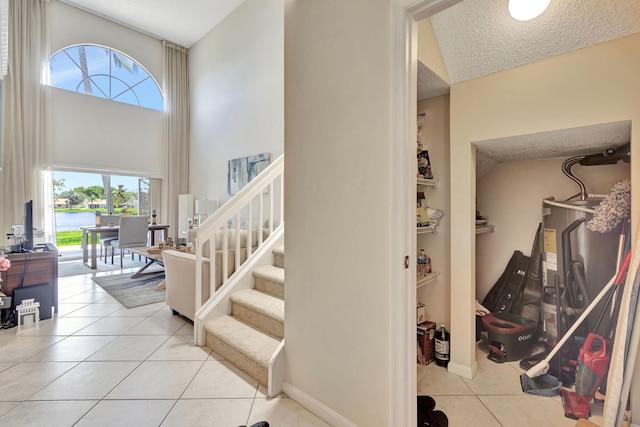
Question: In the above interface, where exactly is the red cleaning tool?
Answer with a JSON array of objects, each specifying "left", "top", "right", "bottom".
[
  {"left": 561, "top": 333, "right": 610, "bottom": 419},
  {"left": 575, "top": 333, "right": 609, "bottom": 398}
]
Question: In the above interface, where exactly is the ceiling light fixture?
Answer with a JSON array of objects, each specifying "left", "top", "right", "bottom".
[{"left": 508, "top": 0, "right": 550, "bottom": 21}]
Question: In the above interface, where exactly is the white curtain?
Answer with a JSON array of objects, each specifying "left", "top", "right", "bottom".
[
  {"left": 0, "top": 0, "right": 50, "bottom": 241},
  {"left": 161, "top": 41, "right": 190, "bottom": 242}
]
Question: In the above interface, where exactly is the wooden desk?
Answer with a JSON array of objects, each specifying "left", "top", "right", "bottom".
[
  {"left": 80, "top": 224, "right": 169, "bottom": 269},
  {"left": 1, "top": 245, "right": 59, "bottom": 313}
]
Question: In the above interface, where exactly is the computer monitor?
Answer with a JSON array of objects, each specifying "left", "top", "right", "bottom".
[{"left": 23, "top": 200, "right": 33, "bottom": 251}]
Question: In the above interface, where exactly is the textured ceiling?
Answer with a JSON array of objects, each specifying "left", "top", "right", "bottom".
[
  {"left": 430, "top": 0, "right": 640, "bottom": 83},
  {"left": 58, "top": 0, "right": 245, "bottom": 48},
  {"left": 417, "top": 61, "right": 449, "bottom": 101},
  {"left": 474, "top": 121, "right": 631, "bottom": 177},
  {"left": 419, "top": 1, "right": 639, "bottom": 175}
]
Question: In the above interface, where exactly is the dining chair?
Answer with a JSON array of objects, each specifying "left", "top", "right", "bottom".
[
  {"left": 99, "top": 214, "right": 120, "bottom": 263},
  {"left": 110, "top": 216, "right": 149, "bottom": 267}
]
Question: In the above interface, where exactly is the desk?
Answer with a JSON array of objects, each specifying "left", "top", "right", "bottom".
[
  {"left": 81, "top": 224, "right": 169, "bottom": 269},
  {"left": 1, "top": 245, "right": 58, "bottom": 314}
]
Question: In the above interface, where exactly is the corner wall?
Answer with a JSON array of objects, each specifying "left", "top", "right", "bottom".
[
  {"left": 284, "top": 0, "right": 394, "bottom": 424},
  {"left": 188, "top": 0, "right": 284, "bottom": 203},
  {"left": 449, "top": 33, "right": 640, "bottom": 380}
]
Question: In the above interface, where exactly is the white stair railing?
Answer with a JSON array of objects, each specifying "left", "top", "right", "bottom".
[{"left": 194, "top": 154, "right": 284, "bottom": 335}]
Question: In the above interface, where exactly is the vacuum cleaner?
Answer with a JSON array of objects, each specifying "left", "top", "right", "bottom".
[
  {"left": 560, "top": 333, "right": 610, "bottom": 419},
  {"left": 520, "top": 251, "right": 630, "bottom": 395}
]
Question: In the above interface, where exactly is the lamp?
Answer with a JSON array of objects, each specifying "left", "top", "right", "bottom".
[
  {"left": 508, "top": 0, "right": 550, "bottom": 21},
  {"left": 195, "top": 199, "right": 219, "bottom": 225}
]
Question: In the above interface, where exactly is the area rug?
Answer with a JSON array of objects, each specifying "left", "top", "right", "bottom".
[
  {"left": 92, "top": 273, "right": 166, "bottom": 309},
  {"left": 58, "top": 258, "right": 151, "bottom": 277}
]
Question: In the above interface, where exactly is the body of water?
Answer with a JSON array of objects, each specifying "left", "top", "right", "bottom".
[{"left": 55, "top": 212, "right": 96, "bottom": 231}]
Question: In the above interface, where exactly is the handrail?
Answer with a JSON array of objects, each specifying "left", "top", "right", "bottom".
[{"left": 194, "top": 154, "right": 284, "bottom": 315}]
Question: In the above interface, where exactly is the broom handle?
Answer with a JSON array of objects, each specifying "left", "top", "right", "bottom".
[{"left": 544, "top": 251, "right": 631, "bottom": 364}]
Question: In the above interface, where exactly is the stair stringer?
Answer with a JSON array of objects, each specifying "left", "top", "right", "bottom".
[{"left": 194, "top": 225, "right": 284, "bottom": 347}]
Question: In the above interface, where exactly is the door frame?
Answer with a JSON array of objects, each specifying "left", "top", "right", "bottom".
[{"left": 389, "top": 0, "right": 462, "bottom": 425}]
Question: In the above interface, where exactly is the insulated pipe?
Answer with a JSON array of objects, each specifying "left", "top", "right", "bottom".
[{"left": 543, "top": 199, "right": 595, "bottom": 214}]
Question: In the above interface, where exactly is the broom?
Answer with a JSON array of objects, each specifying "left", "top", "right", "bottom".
[{"left": 520, "top": 251, "right": 631, "bottom": 393}]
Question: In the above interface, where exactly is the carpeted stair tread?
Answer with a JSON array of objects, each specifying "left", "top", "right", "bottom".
[
  {"left": 253, "top": 265, "right": 284, "bottom": 283},
  {"left": 231, "top": 289, "right": 284, "bottom": 322},
  {"left": 273, "top": 247, "right": 285, "bottom": 269},
  {"left": 253, "top": 265, "right": 285, "bottom": 299},
  {"left": 231, "top": 289, "right": 284, "bottom": 338},
  {"left": 205, "top": 315, "right": 281, "bottom": 385}
]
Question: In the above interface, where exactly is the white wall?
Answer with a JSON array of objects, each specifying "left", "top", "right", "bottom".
[
  {"left": 284, "top": 0, "right": 394, "bottom": 425},
  {"left": 476, "top": 158, "right": 630, "bottom": 301},
  {"left": 48, "top": 0, "right": 163, "bottom": 177},
  {"left": 189, "top": 0, "right": 284, "bottom": 203}
]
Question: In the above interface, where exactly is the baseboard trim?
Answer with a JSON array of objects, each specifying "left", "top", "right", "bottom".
[
  {"left": 447, "top": 360, "right": 477, "bottom": 380},
  {"left": 282, "top": 382, "right": 358, "bottom": 427}
]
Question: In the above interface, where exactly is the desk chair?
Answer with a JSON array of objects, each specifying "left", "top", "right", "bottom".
[
  {"left": 110, "top": 216, "right": 149, "bottom": 267},
  {"left": 99, "top": 215, "right": 120, "bottom": 263}
]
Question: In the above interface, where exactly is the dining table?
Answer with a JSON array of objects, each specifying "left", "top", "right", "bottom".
[{"left": 80, "top": 223, "right": 170, "bottom": 269}]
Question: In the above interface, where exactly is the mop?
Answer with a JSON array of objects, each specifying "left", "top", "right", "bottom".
[{"left": 521, "top": 180, "right": 632, "bottom": 394}]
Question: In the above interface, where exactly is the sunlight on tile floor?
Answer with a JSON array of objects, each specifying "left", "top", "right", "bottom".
[{"left": 0, "top": 269, "right": 328, "bottom": 427}]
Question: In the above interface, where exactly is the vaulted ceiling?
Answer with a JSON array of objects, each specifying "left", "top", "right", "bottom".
[
  {"left": 58, "top": 0, "right": 246, "bottom": 48},
  {"left": 56, "top": 0, "right": 639, "bottom": 174}
]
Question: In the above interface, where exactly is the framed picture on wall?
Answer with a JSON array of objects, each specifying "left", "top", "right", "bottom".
[{"left": 228, "top": 153, "right": 271, "bottom": 195}]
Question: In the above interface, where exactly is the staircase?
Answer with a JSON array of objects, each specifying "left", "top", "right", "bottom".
[{"left": 203, "top": 246, "right": 285, "bottom": 389}]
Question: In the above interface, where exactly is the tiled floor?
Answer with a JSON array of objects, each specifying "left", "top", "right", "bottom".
[
  {"left": 418, "top": 343, "right": 604, "bottom": 427},
  {"left": 0, "top": 265, "right": 329, "bottom": 427},
  {"left": 1, "top": 255, "right": 604, "bottom": 426}
]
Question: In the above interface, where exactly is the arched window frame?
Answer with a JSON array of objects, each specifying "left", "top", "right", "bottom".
[{"left": 47, "top": 44, "right": 164, "bottom": 111}]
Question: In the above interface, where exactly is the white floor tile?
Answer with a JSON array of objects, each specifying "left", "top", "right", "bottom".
[
  {"left": 248, "top": 397, "right": 331, "bottom": 427},
  {"left": 480, "top": 394, "right": 578, "bottom": 427},
  {"left": 161, "top": 398, "right": 253, "bottom": 427},
  {"left": 417, "top": 362, "right": 474, "bottom": 396},
  {"left": 72, "top": 316, "right": 144, "bottom": 335},
  {"left": 0, "top": 335, "right": 66, "bottom": 362},
  {"left": 461, "top": 356, "right": 525, "bottom": 395},
  {"left": 86, "top": 335, "right": 169, "bottom": 361},
  {"left": 122, "top": 315, "right": 186, "bottom": 335},
  {"left": 108, "top": 301, "right": 166, "bottom": 317},
  {"left": 25, "top": 335, "right": 117, "bottom": 361},
  {"left": 75, "top": 399, "right": 176, "bottom": 427},
  {"left": 148, "top": 334, "right": 211, "bottom": 361},
  {"left": 0, "top": 361, "right": 78, "bottom": 401},
  {"left": 63, "top": 303, "right": 123, "bottom": 317},
  {"left": 56, "top": 303, "right": 90, "bottom": 316},
  {"left": 0, "top": 400, "right": 97, "bottom": 427},
  {"left": 430, "top": 395, "right": 501, "bottom": 426},
  {"left": 23, "top": 316, "right": 99, "bottom": 336},
  {"left": 29, "top": 361, "right": 140, "bottom": 400},
  {"left": 0, "top": 402, "right": 18, "bottom": 417},
  {"left": 106, "top": 360, "right": 204, "bottom": 399},
  {"left": 182, "top": 360, "right": 258, "bottom": 399}
]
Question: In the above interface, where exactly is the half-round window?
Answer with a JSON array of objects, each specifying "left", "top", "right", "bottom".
[{"left": 49, "top": 44, "right": 163, "bottom": 111}]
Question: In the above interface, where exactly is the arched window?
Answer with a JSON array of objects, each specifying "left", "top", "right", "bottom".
[{"left": 48, "top": 44, "right": 163, "bottom": 111}]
